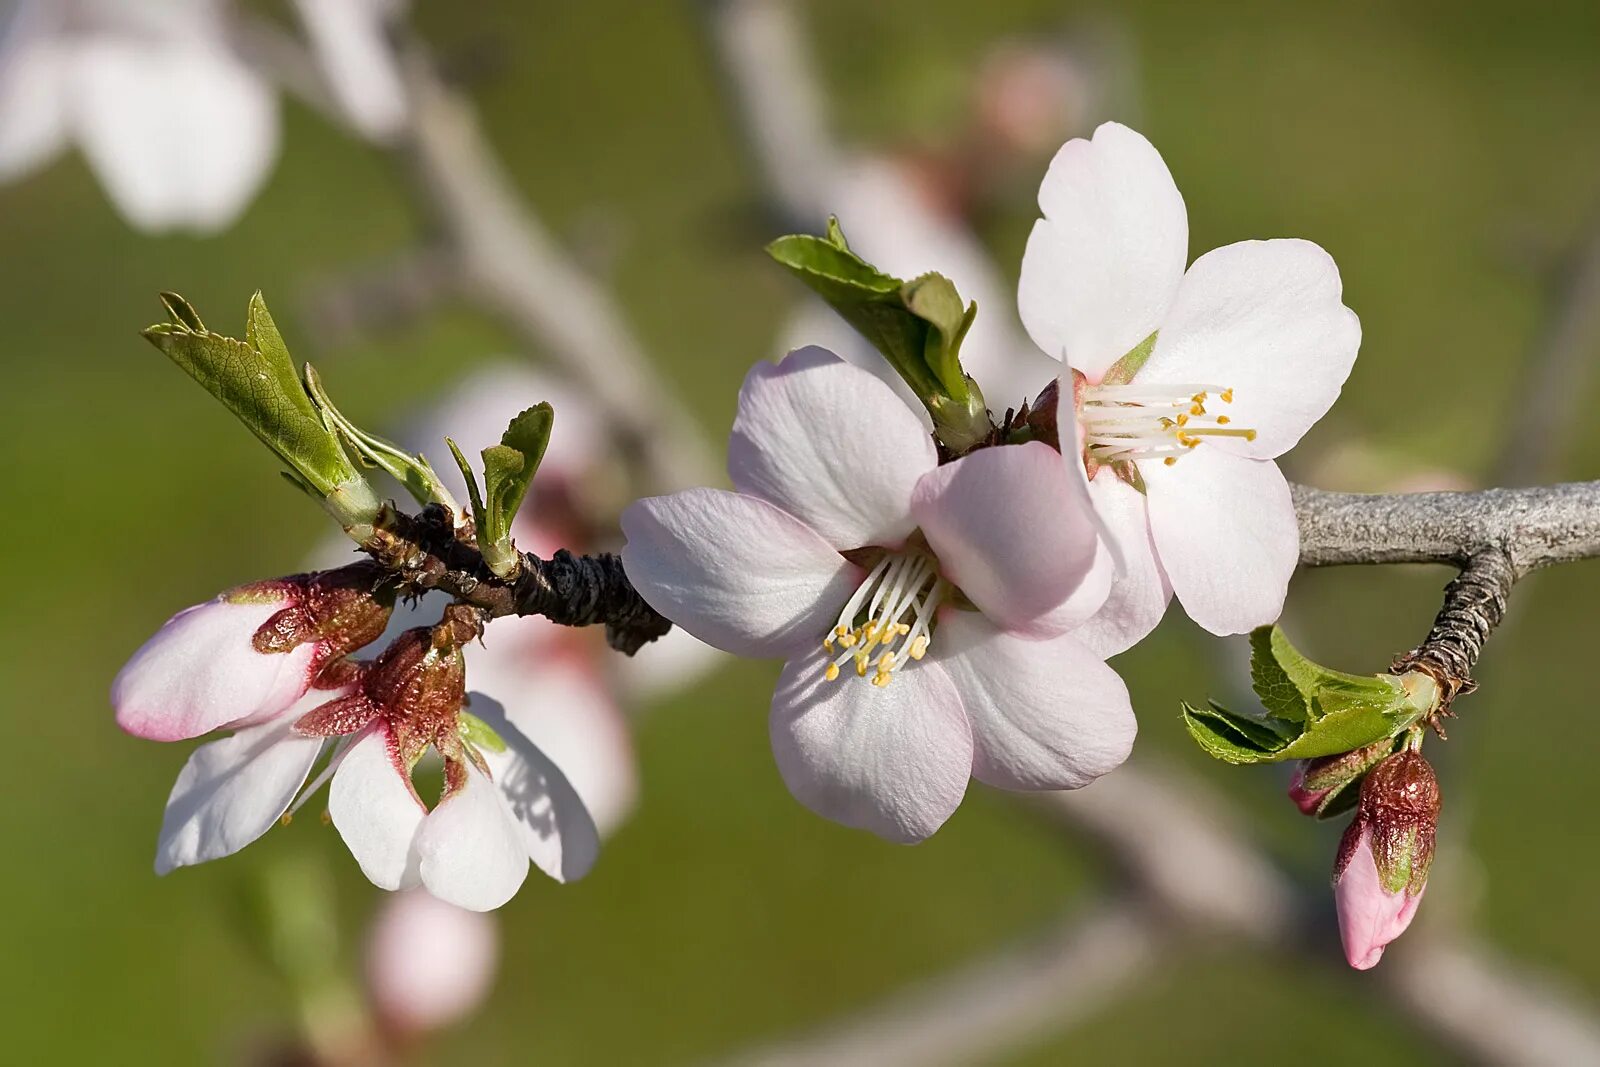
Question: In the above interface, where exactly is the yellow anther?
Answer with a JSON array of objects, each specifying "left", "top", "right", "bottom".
[
  {"left": 1244, "top": 429, "right": 1257, "bottom": 441},
  {"left": 910, "top": 635, "right": 930, "bottom": 660},
  {"left": 1191, "top": 392, "right": 1208, "bottom": 403},
  {"left": 824, "top": 663, "right": 840, "bottom": 682},
  {"left": 855, "top": 654, "right": 869, "bottom": 677},
  {"left": 279, "top": 813, "right": 293, "bottom": 828},
  {"left": 1164, "top": 456, "right": 1178, "bottom": 466},
  {"left": 1221, "top": 388, "right": 1234, "bottom": 403},
  {"left": 1186, "top": 439, "right": 1199, "bottom": 448},
  {"left": 1158, "top": 417, "right": 1174, "bottom": 429},
  {"left": 879, "top": 652, "right": 896, "bottom": 669},
  {"left": 1176, "top": 413, "right": 1189, "bottom": 427},
  {"left": 871, "top": 672, "right": 892, "bottom": 688},
  {"left": 320, "top": 809, "right": 332, "bottom": 826},
  {"left": 1216, "top": 415, "right": 1231, "bottom": 425},
  {"left": 1189, "top": 404, "right": 1205, "bottom": 416},
  {"left": 839, "top": 632, "right": 857, "bottom": 648},
  {"left": 824, "top": 638, "right": 835, "bottom": 652}
]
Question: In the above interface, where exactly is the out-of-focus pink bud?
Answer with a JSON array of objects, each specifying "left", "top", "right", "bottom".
[
  {"left": 1288, "top": 739, "right": 1393, "bottom": 818},
  {"left": 1332, "top": 750, "right": 1440, "bottom": 970},
  {"left": 365, "top": 889, "right": 499, "bottom": 1036},
  {"left": 114, "top": 563, "right": 394, "bottom": 742}
]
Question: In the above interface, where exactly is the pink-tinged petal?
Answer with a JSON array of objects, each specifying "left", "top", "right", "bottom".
[
  {"left": 729, "top": 347, "right": 936, "bottom": 549},
  {"left": 113, "top": 596, "right": 315, "bottom": 742},
  {"left": 911, "top": 441, "right": 1099, "bottom": 637},
  {"left": 415, "top": 764, "right": 530, "bottom": 912},
  {"left": 1143, "top": 449, "right": 1298, "bottom": 637},
  {"left": 69, "top": 36, "right": 278, "bottom": 232},
  {"left": 291, "top": 0, "right": 407, "bottom": 141},
  {"left": 621, "top": 488, "right": 857, "bottom": 659},
  {"left": 471, "top": 693, "right": 600, "bottom": 884},
  {"left": 154, "top": 693, "right": 334, "bottom": 874},
  {"left": 467, "top": 645, "right": 638, "bottom": 838},
  {"left": 1017, "top": 122, "right": 1188, "bottom": 378},
  {"left": 933, "top": 611, "right": 1135, "bottom": 791},
  {"left": 1335, "top": 830, "right": 1425, "bottom": 970},
  {"left": 0, "top": 33, "right": 67, "bottom": 179},
  {"left": 1140, "top": 239, "right": 1361, "bottom": 459},
  {"left": 329, "top": 725, "right": 425, "bottom": 891},
  {"left": 769, "top": 655, "right": 972, "bottom": 843},
  {"left": 365, "top": 890, "right": 499, "bottom": 1036},
  {"left": 1072, "top": 473, "right": 1173, "bottom": 657}
]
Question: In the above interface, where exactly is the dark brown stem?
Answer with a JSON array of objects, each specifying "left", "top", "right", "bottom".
[
  {"left": 1394, "top": 548, "right": 1515, "bottom": 721},
  {"left": 362, "top": 503, "right": 672, "bottom": 655}
]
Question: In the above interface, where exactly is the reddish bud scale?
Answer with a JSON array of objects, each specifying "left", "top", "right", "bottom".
[
  {"left": 1289, "top": 739, "right": 1395, "bottom": 819},
  {"left": 243, "top": 563, "right": 397, "bottom": 682},
  {"left": 1334, "top": 750, "right": 1440, "bottom": 897}
]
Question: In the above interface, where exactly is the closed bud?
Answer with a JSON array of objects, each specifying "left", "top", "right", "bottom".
[
  {"left": 1332, "top": 749, "right": 1440, "bottom": 969},
  {"left": 1287, "top": 739, "right": 1393, "bottom": 818}
]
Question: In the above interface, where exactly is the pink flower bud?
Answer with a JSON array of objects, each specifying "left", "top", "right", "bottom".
[
  {"left": 365, "top": 890, "right": 499, "bottom": 1036},
  {"left": 114, "top": 564, "right": 394, "bottom": 742},
  {"left": 1332, "top": 750, "right": 1439, "bottom": 969}
]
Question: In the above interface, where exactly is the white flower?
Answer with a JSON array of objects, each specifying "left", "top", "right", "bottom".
[
  {"left": 0, "top": 0, "right": 279, "bottom": 233},
  {"left": 622, "top": 347, "right": 1134, "bottom": 843},
  {"left": 1017, "top": 122, "right": 1361, "bottom": 650},
  {"left": 290, "top": 0, "right": 408, "bottom": 141},
  {"left": 365, "top": 890, "right": 499, "bottom": 1036}
]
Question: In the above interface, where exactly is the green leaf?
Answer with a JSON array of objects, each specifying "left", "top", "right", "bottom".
[
  {"left": 142, "top": 294, "right": 378, "bottom": 532},
  {"left": 459, "top": 710, "right": 508, "bottom": 755},
  {"left": 1185, "top": 626, "right": 1427, "bottom": 765},
  {"left": 478, "top": 403, "right": 554, "bottom": 575},
  {"left": 446, "top": 438, "right": 487, "bottom": 534},
  {"left": 304, "top": 363, "right": 459, "bottom": 513},
  {"left": 901, "top": 272, "right": 975, "bottom": 402}
]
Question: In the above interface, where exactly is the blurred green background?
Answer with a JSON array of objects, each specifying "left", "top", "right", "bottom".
[{"left": 3, "top": 0, "right": 1598, "bottom": 1062}]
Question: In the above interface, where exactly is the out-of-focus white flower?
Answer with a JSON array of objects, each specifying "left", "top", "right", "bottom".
[
  {"left": 290, "top": 0, "right": 408, "bottom": 141},
  {"left": 0, "top": 0, "right": 279, "bottom": 232},
  {"left": 365, "top": 889, "right": 499, "bottom": 1036}
]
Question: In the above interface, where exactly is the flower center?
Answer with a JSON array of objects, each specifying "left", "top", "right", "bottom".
[
  {"left": 822, "top": 548, "right": 947, "bottom": 688},
  {"left": 1080, "top": 383, "right": 1257, "bottom": 466}
]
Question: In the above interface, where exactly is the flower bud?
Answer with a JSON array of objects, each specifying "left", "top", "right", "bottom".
[
  {"left": 1287, "top": 739, "right": 1393, "bottom": 818},
  {"left": 114, "top": 562, "right": 394, "bottom": 742},
  {"left": 365, "top": 890, "right": 499, "bottom": 1037},
  {"left": 1332, "top": 749, "right": 1439, "bottom": 969}
]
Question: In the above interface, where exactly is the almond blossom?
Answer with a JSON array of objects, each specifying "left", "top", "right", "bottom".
[
  {"left": 1017, "top": 122, "right": 1362, "bottom": 651},
  {"left": 365, "top": 889, "right": 499, "bottom": 1037},
  {"left": 1332, "top": 749, "right": 1438, "bottom": 969},
  {"left": 0, "top": 0, "right": 278, "bottom": 232},
  {"left": 622, "top": 346, "right": 1134, "bottom": 843}
]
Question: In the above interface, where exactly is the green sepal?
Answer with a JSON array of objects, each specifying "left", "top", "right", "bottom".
[
  {"left": 459, "top": 710, "right": 509, "bottom": 755},
  {"left": 477, "top": 404, "right": 554, "bottom": 576},
  {"left": 1182, "top": 626, "right": 1429, "bottom": 765},
  {"left": 766, "top": 220, "right": 990, "bottom": 450},
  {"left": 142, "top": 292, "right": 380, "bottom": 531},
  {"left": 1099, "top": 330, "right": 1158, "bottom": 386}
]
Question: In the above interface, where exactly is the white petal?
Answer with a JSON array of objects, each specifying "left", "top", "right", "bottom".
[
  {"left": 415, "top": 764, "right": 530, "bottom": 912},
  {"left": 621, "top": 488, "right": 857, "bottom": 658},
  {"left": 778, "top": 300, "right": 931, "bottom": 430},
  {"left": 1144, "top": 449, "right": 1298, "bottom": 636},
  {"left": 933, "top": 611, "right": 1135, "bottom": 791},
  {"left": 729, "top": 347, "right": 936, "bottom": 549},
  {"left": 292, "top": 0, "right": 408, "bottom": 140},
  {"left": 769, "top": 655, "right": 972, "bottom": 843},
  {"left": 329, "top": 725, "right": 425, "bottom": 891},
  {"left": 467, "top": 646, "right": 637, "bottom": 837},
  {"left": 0, "top": 27, "right": 67, "bottom": 179},
  {"left": 911, "top": 441, "right": 1100, "bottom": 637},
  {"left": 1140, "top": 239, "right": 1361, "bottom": 458},
  {"left": 113, "top": 596, "right": 315, "bottom": 742},
  {"left": 69, "top": 35, "right": 278, "bottom": 232},
  {"left": 154, "top": 698, "right": 330, "bottom": 874},
  {"left": 1072, "top": 473, "right": 1172, "bottom": 657},
  {"left": 471, "top": 693, "right": 600, "bottom": 885},
  {"left": 1017, "top": 122, "right": 1188, "bottom": 378}
]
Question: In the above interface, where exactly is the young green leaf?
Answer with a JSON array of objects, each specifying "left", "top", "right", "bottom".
[
  {"left": 142, "top": 292, "right": 380, "bottom": 532},
  {"left": 304, "top": 364, "right": 460, "bottom": 514},
  {"left": 478, "top": 403, "right": 554, "bottom": 574}
]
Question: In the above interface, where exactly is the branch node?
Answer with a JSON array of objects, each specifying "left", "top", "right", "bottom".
[{"left": 1392, "top": 547, "right": 1515, "bottom": 726}]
